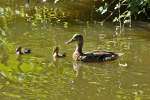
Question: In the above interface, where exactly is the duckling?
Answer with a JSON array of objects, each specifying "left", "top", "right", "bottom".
[
  {"left": 16, "top": 46, "right": 31, "bottom": 55},
  {"left": 52, "top": 46, "right": 66, "bottom": 58}
]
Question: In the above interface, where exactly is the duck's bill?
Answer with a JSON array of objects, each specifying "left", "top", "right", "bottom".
[{"left": 65, "top": 38, "right": 75, "bottom": 44}]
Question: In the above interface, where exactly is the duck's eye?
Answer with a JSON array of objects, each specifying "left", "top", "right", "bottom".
[{"left": 75, "top": 37, "right": 78, "bottom": 39}]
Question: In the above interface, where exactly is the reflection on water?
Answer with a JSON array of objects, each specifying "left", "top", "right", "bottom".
[
  {"left": 73, "top": 62, "right": 81, "bottom": 77},
  {"left": 16, "top": 55, "right": 24, "bottom": 72},
  {"left": 0, "top": 23, "right": 150, "bottom": 100}
]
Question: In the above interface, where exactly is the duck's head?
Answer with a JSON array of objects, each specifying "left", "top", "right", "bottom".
[{"left": 65, "top": 34, "right": 83, "bottom": 44}]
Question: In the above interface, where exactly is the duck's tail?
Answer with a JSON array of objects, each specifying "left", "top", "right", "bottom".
[
  {"left": 111, "top": 52, "right": 124, "bottom": 61},
  {"left": 116, "top": 53, "right": 124, "bottom": 57}
]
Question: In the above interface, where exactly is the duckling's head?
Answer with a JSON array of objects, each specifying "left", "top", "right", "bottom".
[
  {"left": 53, "top": 46, "right": 59, "bottom": 54},
  {"left": 16, "top": 46, "right": 22, "bottom": 54},
  {"left": 52, "top": 46, "right": 66, "bottom": 61},
  {"left": 65, "top": 34, "right": 83, "bottom": 44}
]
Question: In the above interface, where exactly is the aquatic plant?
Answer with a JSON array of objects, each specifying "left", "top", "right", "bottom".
[
  {"left": 0, "top": 0, "right": 149, "bottom": 31},
  {"left": 96, "top": 0, "right": 150, "bottom": 34},
  {"left": 0, "top": 3, "right": 68, "bottom": 29}
]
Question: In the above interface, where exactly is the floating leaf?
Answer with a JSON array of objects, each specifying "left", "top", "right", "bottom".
[
  {"left": 54, "top": 0, "right": 60, "bottom": 4},
  {"left": 64, "top": 22, "right": 68, "bottom": 28}
]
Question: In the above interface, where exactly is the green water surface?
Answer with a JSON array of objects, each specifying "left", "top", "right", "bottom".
[{"left": 0, "top": 23, "right": 150, "bottom": 100}]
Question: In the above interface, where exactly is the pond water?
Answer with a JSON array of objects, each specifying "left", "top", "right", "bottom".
[{"left": 0, "top": 22, "right": 150, "bottom": 100}]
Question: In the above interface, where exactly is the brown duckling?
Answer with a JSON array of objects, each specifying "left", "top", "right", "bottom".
[
  {"left": 52, "top": 46, "right": 66, "bottom": 58},
  {"left": 65, "top": 34, "right": 119, "bottom": 62},
  {"left": 16, "top": 46, "right": 31, "bottom": 55}
]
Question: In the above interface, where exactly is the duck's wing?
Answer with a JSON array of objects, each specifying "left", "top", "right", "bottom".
[
  {"left": 23, "top": 48, "right": 31, "bottom": 53},
  {"left": 95, "top": 51, "right": 119, "bottom": 61},
  {"left": 81, "top": 51, "right": 118, "bottom": 62}
]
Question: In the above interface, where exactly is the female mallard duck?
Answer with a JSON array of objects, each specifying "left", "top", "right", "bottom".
[
  {"left": 65, "top": 34, "right": 119, "bottom": 62},
  {"left": 53, "top": 46, "right": 66, "bottom": 58},
  {"left": 16, "top": 46, "right": 31, "bottom": 55}
]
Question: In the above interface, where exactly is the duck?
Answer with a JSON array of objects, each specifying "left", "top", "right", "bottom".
[
  {"left": 16, "top": 46, "right": 31, "bottom": 55},
  {"left": 65, "top": 34, "right": 119, "bottom": 62},
  {"left": 52, "top": 46, "right": 66, "bottom": 58}
]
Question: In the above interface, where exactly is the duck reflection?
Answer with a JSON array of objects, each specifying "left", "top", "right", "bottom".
[
  {"left": 16, "top": 55, "right": 23, "bottom": 72},
  {"left": 72, "top": 62, "right": 83, "bottom": 78}
]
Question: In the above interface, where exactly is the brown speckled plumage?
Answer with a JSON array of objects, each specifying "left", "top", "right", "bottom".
[{"left": 66, "top": 34, "right": 118, "bottom": 62}]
